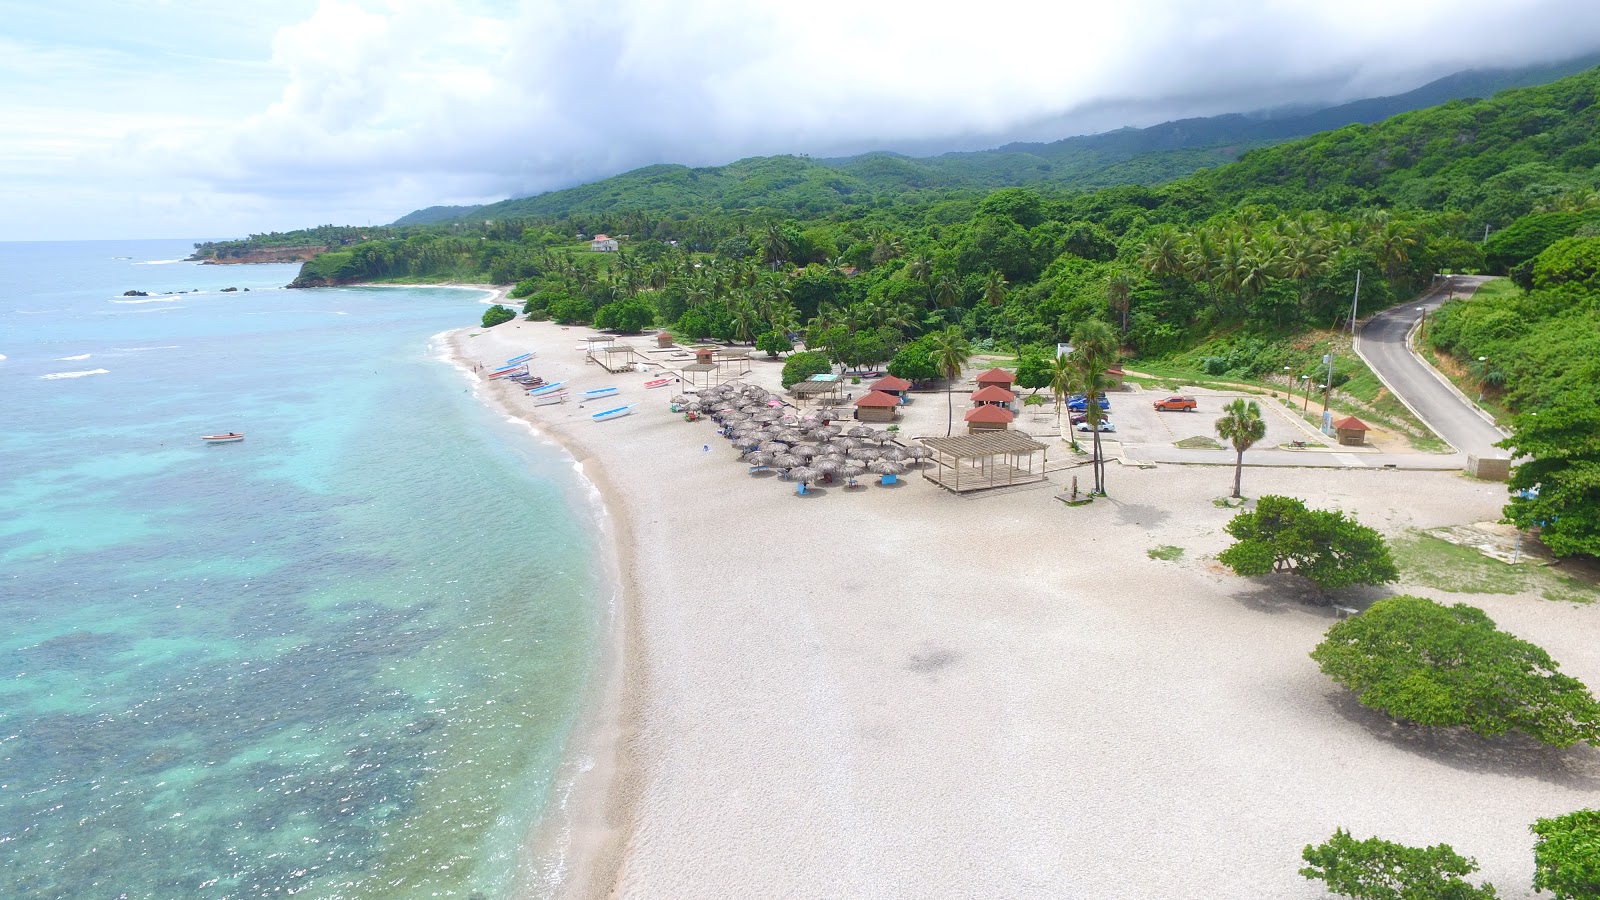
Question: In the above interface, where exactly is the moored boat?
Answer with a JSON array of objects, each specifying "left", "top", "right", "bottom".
[
  {"left": 591, "top": 405, "right": 634, "bottom": 422},
  {"left": 201, "top": 433, "right": 244, "bottom": 443}
]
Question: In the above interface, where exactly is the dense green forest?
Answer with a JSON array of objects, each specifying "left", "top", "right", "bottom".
[{"left": 237, "top": 65, "right": 1600, "bottom": 556}]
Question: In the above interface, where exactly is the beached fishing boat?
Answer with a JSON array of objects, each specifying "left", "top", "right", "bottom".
[
  {"left": 582, "top": 386, "right": 619, "bottom": 398},
  {"left": 488, "top": 365, "right": 527, "bottom": 379},
  {"left": 591, "top": 405, "right": 633, "bottom": 422},
  {"left": 643, "top": 377, "right": 673, "bottom": 389},
  {"left": 201, "top": 433, "right": 244, "bottom": 443},
  {"left": 532, "top": 392, "right": 568, "bottom": 407},
  {"left": 505, "top": 352, "right": 535, "bottom": 365},
  {"left": 527, "top": 381, "right": 565, "bottom": 395}
]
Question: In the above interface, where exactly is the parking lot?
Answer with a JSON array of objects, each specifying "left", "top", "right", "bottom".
[{"left": 1078, "top": 386, "right": 1330, "bottom": 451}]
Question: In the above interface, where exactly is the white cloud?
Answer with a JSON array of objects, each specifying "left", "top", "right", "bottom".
[{"left": 7, "top": 0, "right": 1600, "bottom": 239}]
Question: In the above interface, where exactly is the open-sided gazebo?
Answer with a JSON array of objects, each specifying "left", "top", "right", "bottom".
[{"left": 919, "top": 431, "right": 1048, "bottom": 493}]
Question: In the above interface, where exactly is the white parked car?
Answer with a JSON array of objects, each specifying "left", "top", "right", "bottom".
[{"left": 1075, "top": 420, "right": 1116, "bottom": 433}]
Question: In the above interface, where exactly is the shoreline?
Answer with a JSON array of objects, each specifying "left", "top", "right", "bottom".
[
  {"left": 441, "top": 325, "right": 640, "bottom": 900},
  {"left": 437, "top": 312, "right": 1599, "bottom": 898}
]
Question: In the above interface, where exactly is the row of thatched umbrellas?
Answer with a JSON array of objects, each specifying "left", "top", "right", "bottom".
[{"left": 675, "top": 383, "right": 930, "bottom": 485}]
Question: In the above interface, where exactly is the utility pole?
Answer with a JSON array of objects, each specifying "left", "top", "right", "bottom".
[{"left": 1348, "top": 270, "right": 1362, "bottom": 337}]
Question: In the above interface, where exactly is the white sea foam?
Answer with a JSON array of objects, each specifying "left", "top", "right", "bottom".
[
  {"left": 113, "top": 345, "right": 180, "bottom": 352},
  {"left": 41, "top": 368, "right": 110, "bottom": 379},
  {"left": 110, "top": 296, "right": 183, "bottom": 304},
  {"left": 0, "top": 354, "right": 7, "bottom": 361},
  {"left": 133, "top": 258, "right": 186, "bottom": 265},
  {"left": 58, "top": 354, "right": 91, "bottom": 361}
]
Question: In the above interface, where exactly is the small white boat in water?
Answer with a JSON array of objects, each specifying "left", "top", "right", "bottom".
[
  {"left": 583, "top": 386, "right": 619, "bottom": 398},
  {"left": 591, "top": 405, "right": 633, "bottom": 422},
  {"left": 202, "top": 433, "right": 244, "bottom": 443},
  {"left": 527, "top": 381, "right": 565, "bottom": 396}
]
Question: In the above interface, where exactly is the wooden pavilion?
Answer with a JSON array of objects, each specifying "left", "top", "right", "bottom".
[
  {"left": 920, "top": 431, "right": 1049, "bottom": 493},
  {"left": 853, "top": 390, "right": 901, "bottom": 423},
  {"left": 974, "top": 367, "right": 1016, "bottom": 392},
  {"left": 970, "top": 384, "right": 1016, "bottom": 407},
  {"left": 869, "top": 374, "right": 912, "bottom": 400}
]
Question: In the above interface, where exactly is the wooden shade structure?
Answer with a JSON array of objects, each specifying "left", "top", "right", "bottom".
[
  {"left": 853, "top": 390, "right": 901, "bottom": 423},
  {"left": 920, "top": 432, "right": 1048, "bottom": 493},
  {"left": 1332, "top": 415, "right": 1370, "bottom": 446}
]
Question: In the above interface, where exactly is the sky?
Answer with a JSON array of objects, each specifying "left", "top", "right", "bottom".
[{"left": 5, "top": 0, "right": 1600, "bottom": 242}]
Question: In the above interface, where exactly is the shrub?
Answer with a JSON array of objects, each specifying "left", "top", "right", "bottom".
[
  {"left": 756, "top": 330, "right": 792, "bottom": 358},
  {"left": 1218, "top": 495, "right": 1398, "bottom": 592},
  {"left": 481, "top": 304, "right": 515, "bottom": 328},
  {"left": 1531, "top": 809, "right": 1600, "bottom": 899},
  {"left": 1300, "top": 828, "right": 1497, "bottom": 899},
  {"left": 781, "top": 351, "right": 832, "bottom": 389},
  {"left": 1311, "top": 595, "right": 1600, "bottom": 747}
]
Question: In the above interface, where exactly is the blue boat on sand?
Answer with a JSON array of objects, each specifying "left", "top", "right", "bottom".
[
  {"left": 591, "top": 405, "right": 633, "bottom": 422},
  {"left": 582, "top": 386, "right": 619, "bottom": 398},
  {"left": 527, "top": 381, "right": 565, "bottom": 396}
]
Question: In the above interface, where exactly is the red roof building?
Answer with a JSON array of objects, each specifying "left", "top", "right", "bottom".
[
  {"left": 870, "top": 374, "right": 912, "bottom": 394},
  {"left": 1332, "top": 415, "right": 1370, "bottom": 446},
  {"left": 970, "top": 384, "right": 1016, "bottom": 405},
  {"left": 974, "top": 367, "right": 1015, "bottom": 391},
  {"left": 854, "top": 390, "right": 902, "bottom": 423},
  {"left": 963, "top": 404, "right": 1014, "bottom": 433}
]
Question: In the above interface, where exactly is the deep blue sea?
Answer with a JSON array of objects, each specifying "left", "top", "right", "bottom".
[{"left": 0, "top": 240, "right": 603, "bottom": 898}]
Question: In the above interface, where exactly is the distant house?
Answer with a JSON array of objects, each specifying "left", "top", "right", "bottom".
[{"left": 590, "top": 233, "right": 619, "bottom": 252}]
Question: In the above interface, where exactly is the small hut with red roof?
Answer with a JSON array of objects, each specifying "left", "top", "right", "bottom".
[
  {"left": 974, "top": 367, "right": 1015, "bottom": 392},
  {"left": 1332, "top": 415, "right": 1370, "bottom": 447},
  {"left": 963, "top": 404, "right": 1014, "bottom": 433},
  {"left": 970, "top": 384, "right": 1016, "bottom": 408},
  {"left": 869, "top": 374, "right": 912, "bottom": 401},
  {"left": 853, "top": 390, "right": 902, "bottom": 423}
]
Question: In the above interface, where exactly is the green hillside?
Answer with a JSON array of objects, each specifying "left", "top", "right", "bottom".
[{"left": 424, "top": 54, "right": 1600, "bottom": 227}]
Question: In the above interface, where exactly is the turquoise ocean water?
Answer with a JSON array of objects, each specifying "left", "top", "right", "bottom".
[{"left": 0, "top": 241, "right": 603, "bottom": 898}]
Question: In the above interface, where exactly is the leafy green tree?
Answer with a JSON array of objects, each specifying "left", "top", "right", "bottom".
[
  {"left": 1215, "top": 399, "right": 1267, "bottom": 499},
  {"left": 1299, "top": 828, "right": 1498, "bottom": 900},
  {"left": 1013, "top": 350, "right": 1052, "bottom": 392},
  {"left": 1311, "top": 595, "right": 1600, "bottom": 747},
  {"left": 675, "top": 308, "right": 713, "bottom": 340},
  {"left": 781, "top": 351, "right": 833, "bottom": 389},
  {"left": 481, "top": 304, "right": 516, "bottom": 328},
  {"left": 1531, "top": 809, "right": 1600, "bottom": 899},
  {"left": 756, "top": 330, "right": 793, "bottom": 359},
  {"left": 927, "top": 326, "right": 972, "bottom": 436},
  {"left": 1218, "top": 495, "right": 1398, "bottom": 592},
  {"left": 1499, "top": 396, "right": 1600, "bottom": 559},
  {"left": 592, "top": 296, "right": 656, "bottom": 332},
  {"left": 549, "top": 294, "right": 596, "bottom": 325},
  {"left": 887, "top": 338, "right": 939, "bottom": 384}
]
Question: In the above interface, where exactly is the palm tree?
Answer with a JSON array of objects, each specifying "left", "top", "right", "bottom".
[
  {"left": 1048, "top": 351, "right": 1078, "bottom": 446},
  {"left": 905, "top": 252, "right": 933, "bottom": 284},
  {"left": 1070, "top": 320, "right": 1118, "bottom": 494},
  {"left": 982, "top": 270, "right": 1009, "bottom": 307},
  {"left": 1215, "top": 399, "right": 1266, "bottom": 499},
  {"left": 760, "top": 223, "right": 791, "bottom": 272},
  {"left": 1105, "top": 270, "right": 1135, "bottom": 335},
  {"left": 927, "top": 326, "right": 972, "bottom": 436}
]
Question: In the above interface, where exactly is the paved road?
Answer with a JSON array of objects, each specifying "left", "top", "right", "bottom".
[{"left": 1355, "top": 275, "right": 1509, "bottom": 458}]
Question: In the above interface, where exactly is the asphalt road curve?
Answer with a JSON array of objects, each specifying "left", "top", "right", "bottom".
[{"left": 1356, "top": 275, "right": 1508, "bottom": 459}]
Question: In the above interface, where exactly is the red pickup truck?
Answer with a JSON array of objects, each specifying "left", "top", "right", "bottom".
[{"left": 1153, "top": 395, "right": 1198, "bottom": 411}]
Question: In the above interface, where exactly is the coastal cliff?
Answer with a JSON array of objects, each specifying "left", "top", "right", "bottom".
[{"left": 193, "top": 246, "right": 326, "bottom": 265}]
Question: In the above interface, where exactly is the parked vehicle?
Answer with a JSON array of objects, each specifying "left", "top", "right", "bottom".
[
  {"left": 1066, "top": 393, "right": 1110, "bottom": 411},
  {"left": 1153, "top": 395, "right": 1198, "bottom": 411},
  {"left": 1075, "top": 420, "right": 1116, "bottom": 433}
]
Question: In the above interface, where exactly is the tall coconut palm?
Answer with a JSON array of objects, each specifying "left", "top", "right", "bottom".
[
  {"left": 760, "top": 223, "right": 791, "bottom": 272},
  {"left": 1215, "top": 398, "right": 1266, "bottom": 499},
  {"left": 927, "top": 326, "right": 972, "bottom": 437},
  {"left": 982, "top": 270, "right": 1009, "bottom": 307},
  {"left": 1070, "top": 320, "right": 1118, "bottom": 494},
  {"left": 1105, "top": 270, "right": 1135, "bottom": 335},
  {"left": 1048, "top": 351, "right": 1078, "bottom": 446}
]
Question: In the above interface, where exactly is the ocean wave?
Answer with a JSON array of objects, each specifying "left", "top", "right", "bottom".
[
  {"left": 41, "top": 368, "right": 110, "bottom": 380},
  {"left": 112, "top": 345, "right": 180, "bottom": 352},
  {"left": 110, "top": 296, "right": 184, "bottom": 304},
  {"left": 133, "top": 258, "right": 186, "bottom": 265},
  {"left": 58, "top": 353, "right": 91, "bottom": 361},
  {"left": 0, "top": 354, "right": 7, "bottom": 361}
]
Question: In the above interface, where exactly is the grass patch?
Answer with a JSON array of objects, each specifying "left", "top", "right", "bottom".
[
  {"left": 1175, "top": 436, "right": 1224, "bottom": 450},
  {"left": 1393, "top": 533, "right": 1597, "bottom": 602},
  {"left": 1148, "top": 544, "right": 1184, "bottom": 561},
  {"left": 1213, "top": 497, "right": 1244, "bottom": 508}
]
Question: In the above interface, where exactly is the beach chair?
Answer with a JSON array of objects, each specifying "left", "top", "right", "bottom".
[
  {"left": 880, "top": 473, "right": 898, "bottom": 486},
  {"left": 797, "top": 482, "right": 809, "bottom": 495}
]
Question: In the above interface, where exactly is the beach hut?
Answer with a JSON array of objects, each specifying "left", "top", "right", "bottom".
[
  {"left": 869, "top": 374, "right": 912, "bottom": 401},
  {"left": 853, "top": 390, "right": 901, "bottom": 423},
  {"left": 1332, "top": 415, "right": 1370, "bottom": 446},
  {"left": 1104, "top": 365, "right": 1126, "bottom": 390},
  {"left": 970, "top": 384, "right": 1016, "bottom": 408},
  {"left": 656, "top": 332, "right": 675, "bottom": 349},
  {"left": 963, "top": 404, "right": 1014, "bottom": 433},
  {"left": 974, "top": 367, "right": 1015, "bottom": 392}
]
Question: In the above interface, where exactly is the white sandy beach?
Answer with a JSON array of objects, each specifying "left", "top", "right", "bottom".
[{"left": 449, "top": 317, "right": 1600, "bottom": 899}]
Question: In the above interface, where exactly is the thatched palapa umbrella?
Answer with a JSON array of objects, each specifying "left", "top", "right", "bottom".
[
  {"left": 788, "top": 465, "right": 818, "bottom": 484},
  {"left": 757, "top": 440, "right": 788, "bottom": 453},
  {"left": 869, "top": 460, "right": 906, "bottom": 475},
  {"left": 745, "top": 451, "right": 772, "bottom": 466},
  {"left": 772, "top": 453, "right": 802, "bottom": 469},
  {"left": 846, "top": 425, "right": 874, "bottom": 438}
]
